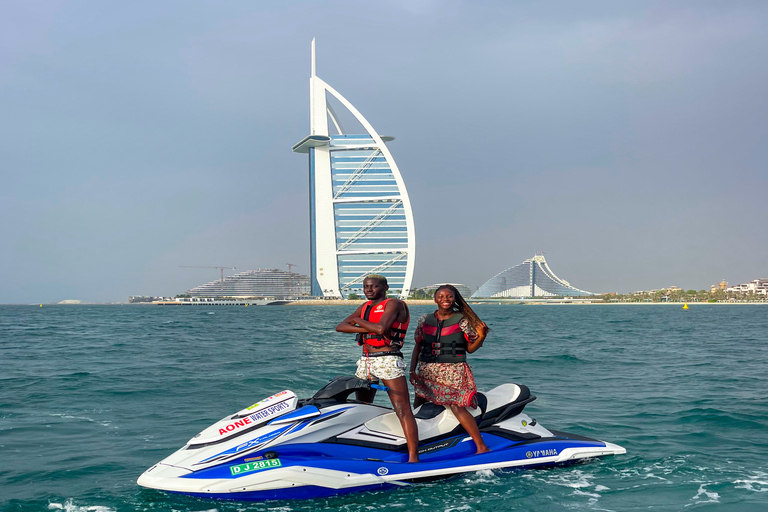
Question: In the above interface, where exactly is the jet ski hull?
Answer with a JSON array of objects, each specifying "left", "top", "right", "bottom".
[
  {"left": 137, "top": 378, "right": 625, "bottom": 501},
  {"left": 139, "top": 438, "right": 624, "bottom": 501}
]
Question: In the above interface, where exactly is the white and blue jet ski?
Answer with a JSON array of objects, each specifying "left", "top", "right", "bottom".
[{"left": 137, "top": 376, "right": 625, "bottom": 501}]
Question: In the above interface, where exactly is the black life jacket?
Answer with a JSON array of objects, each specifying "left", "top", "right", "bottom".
[{"left": 419, "top": 313, "right": 467, "bottom": 363}]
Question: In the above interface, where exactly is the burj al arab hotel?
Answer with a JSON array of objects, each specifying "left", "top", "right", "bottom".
[{"left": 292, "top": 41, "right": 415, "bottom": 299}]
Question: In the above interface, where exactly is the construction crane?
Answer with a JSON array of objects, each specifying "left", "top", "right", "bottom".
[
  {"left": 286, "top": 263, "right": 297, "bottom": 273},
  {"left": 179, "top": 266, "right": 236, "bottom": 282}
]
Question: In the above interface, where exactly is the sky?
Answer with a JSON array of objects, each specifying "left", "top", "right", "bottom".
[{"left": 1, "top": 0, "right": 767, "bottom": 303}]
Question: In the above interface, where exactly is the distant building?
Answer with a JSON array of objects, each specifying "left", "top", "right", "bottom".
[
  {"left": 472, "top": 254, "right": 594, "bottom": 298},
  {"left": 129, "top": 296, "right": 169, "bottom": 303},
  {"left": 420, "top": 283, "right": 473, "bottom": 299},
  {"left": 632, "top": 287, "right": 681, "bottom": 296},
  {"left": 727, "top": 278, "right": 768, "bottom": 296},
  {"left": 186, "top": 269, "right": 310, "bottom": 299}
]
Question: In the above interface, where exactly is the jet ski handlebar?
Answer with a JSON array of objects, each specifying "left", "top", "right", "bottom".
[{"left": 309, "top": 376, "right": 389, "bottom": 403}]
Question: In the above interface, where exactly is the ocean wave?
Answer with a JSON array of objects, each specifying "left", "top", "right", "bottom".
[
  {"left": 47, "top": 412, "right": 114, "bottom": 428},
  {"left": 514, "top": 353, "right": 588, "bottom": 365},
  {"left": 48, "top": 499, "right": 115, "bottom": 512},
  {"left": 734, "top": 472, "right": 768, "bottom": 492},
  {"left": 675, "top": 407, "right": 767, "bottom": 429},
  {"left": 460, "top": 468, "right": 497, "bottom": 484},
  {"left": 535, "top": 468, "right": 597, "bottom": 489},
  {"left": 684, "top": 483, "right": 720, "bottom": 507}
]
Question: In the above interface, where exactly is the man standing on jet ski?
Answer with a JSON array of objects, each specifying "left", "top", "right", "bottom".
[{"left": 335, "top": 275, "right": 420, "bottom": 463}]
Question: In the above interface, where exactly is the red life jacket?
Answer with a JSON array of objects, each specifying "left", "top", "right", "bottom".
[{"left": 358, "top": 299, "right": 409, "bottom": 348}]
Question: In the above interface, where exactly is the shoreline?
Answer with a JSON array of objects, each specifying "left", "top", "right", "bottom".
[
  {"left": 288, "top": 299, "right": 436, "bottom": 306},
  {"left": 287, "top": 299, "right": 768, "bottom": 306},
  {"left": 5, "top": 300, "right": 765, "bottom": 306}
]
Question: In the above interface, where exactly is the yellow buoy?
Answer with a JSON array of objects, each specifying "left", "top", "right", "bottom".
[{"left": 683, "top": 303, "right": 689, "bottom": 309}]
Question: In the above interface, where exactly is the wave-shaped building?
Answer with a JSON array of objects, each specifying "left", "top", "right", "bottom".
[
  {"left": 186, "top": 269, "right": 310, "bottom": 299},
  {"left": 472, "top": 254, "right": 594, "bottom": 298},
  {"left": 292, "top": 40, "right": 415, "bottom": 299}
]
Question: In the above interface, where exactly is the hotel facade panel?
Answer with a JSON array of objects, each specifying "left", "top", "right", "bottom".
[
  {"left": 293, "top": 41, "right": 415, "bottom": 298},
  {"left": 472, "top": 254, "right": 594, "bottom": 298}
]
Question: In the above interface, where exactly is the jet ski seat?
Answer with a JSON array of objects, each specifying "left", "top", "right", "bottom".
[
  {"left": 414, "top": 393, "right": 488, "bottom": 420},
  {"left": 364, "top": 384, "right": 535, "bottom": 442},
  {"left": 478, "top": 383, "right": 535, "bottom": 429},
  {"left": 414, "top": 402, "right": 446, "bottom": 420}
]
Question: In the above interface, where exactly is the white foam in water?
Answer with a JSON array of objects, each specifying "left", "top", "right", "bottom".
[
  {"left": 573, "top": 489, "right": 602, "bottom": 498},
  {"left": 462, "top": 468, "right": 497, "bottom": 484},
  {"left": 532, "top": 469, "right": 614, "bottom": 508},
  {"left": 444, "top": 505, "right": 473, "bottom": 512},
  {"left": 545, "top": 469, "right": 595, "bottom": 489},
  {"left": 48, "top": 412, "right": 114, "bottom": 429},
  {"left": 48, "top": 500, "right": 115, "bottom": 512},
  {"left": 734, "top": 472, "right": 768, "bottom": 492},
  {"left": 685, "top": 484, "right": 720, "bottom": 507}
]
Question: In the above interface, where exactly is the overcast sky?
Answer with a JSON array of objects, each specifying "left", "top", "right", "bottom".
[{"left": 2, "top": 1, "right": 766, "bottom": 303}]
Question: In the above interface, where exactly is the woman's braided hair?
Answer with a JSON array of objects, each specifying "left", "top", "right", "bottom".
[{"left": 434, "top": 284, "right": 484, "bottom": 331}]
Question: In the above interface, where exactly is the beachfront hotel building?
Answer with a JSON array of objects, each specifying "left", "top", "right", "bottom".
[
  {"left": 472, "top": 254, "right": 594, "bottom": 298},
  {"left": 292, "top": 40, "right": 415, "bottom": 298},
  {"left": 185, "top": 269, "right": 310, "bottom": 299},
  {"left": 726, "top": 278, "right": 768, "bottom": 296}
]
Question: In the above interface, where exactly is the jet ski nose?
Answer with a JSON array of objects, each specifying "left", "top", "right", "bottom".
[
  {"left": 603, "top": 441, "right": 627, "bottom": 455},
  {"left": 137, "top": 463, "right": 191, "bottom": 491}
]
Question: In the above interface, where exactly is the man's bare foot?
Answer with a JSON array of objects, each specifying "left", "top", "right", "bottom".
[{"left": 475, "top": 446, "right": 491, "bottom": 454}]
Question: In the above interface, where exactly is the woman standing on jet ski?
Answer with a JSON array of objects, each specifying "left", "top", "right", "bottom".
[{"left": 409, "top": 284, "right": 490, "bottom": 454}]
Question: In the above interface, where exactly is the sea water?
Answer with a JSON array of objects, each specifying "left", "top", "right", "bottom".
[{"left": 1, "top": 304, "right": 767, "bottom": 511}]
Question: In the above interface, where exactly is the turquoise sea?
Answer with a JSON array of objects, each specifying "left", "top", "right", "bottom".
[{"left": 1, "top": 304, "right": 767, "bottom": 511}]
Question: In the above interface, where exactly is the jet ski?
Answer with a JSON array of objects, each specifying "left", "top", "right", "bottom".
[{"left": 138, "top": 376, "right": 625, "bottom": 501}]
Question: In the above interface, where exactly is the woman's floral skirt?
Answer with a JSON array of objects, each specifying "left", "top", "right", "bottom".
[{"left": 413, "top": 362, "right": 477, "bottom": 407}]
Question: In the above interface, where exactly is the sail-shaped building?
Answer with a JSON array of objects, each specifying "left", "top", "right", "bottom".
[
  {"left": 292, "top": 40, "right": 415, "bottom": 298},
  {"left": 472, "top": 254, "right": 594, "bottom": 298}
]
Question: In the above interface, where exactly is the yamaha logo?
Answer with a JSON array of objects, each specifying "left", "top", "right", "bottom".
[
  {"left": 526, "top": 449, "right": 558, "bottom": 458},
  {"left": 377, "top": 467, "right": 388, "bottom": 475}
]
